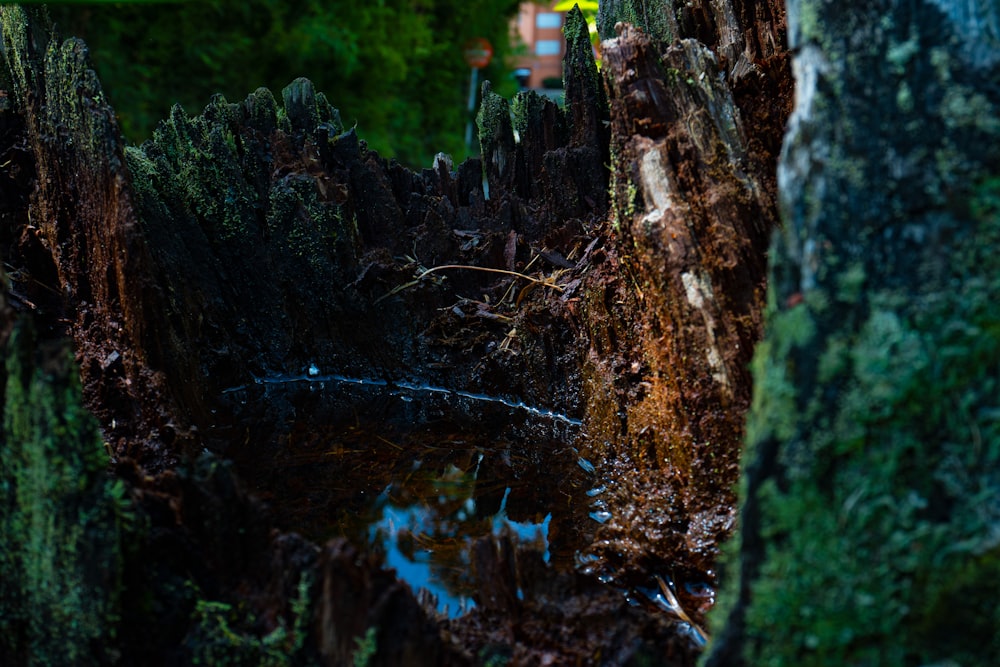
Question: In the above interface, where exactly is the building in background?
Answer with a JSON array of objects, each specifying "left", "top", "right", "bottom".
[{"left": 512, "top": 2, "right": 567, "bottom": 90}]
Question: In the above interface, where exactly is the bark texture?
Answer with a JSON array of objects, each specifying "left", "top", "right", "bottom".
[
  {"left": 576, "top": 1, "right": 790, "bottom": 611},
  {"left": 705, "top": 2, "right": 1000, "bottom": 665}
]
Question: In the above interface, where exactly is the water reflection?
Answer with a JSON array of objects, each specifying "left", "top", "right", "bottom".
[
  {"left": 224, "top": 371, "right": 715, "bottom": 643},
  {"left": 227, "top": 379, "right": 596, "bottom": 619},
  {"left": 370, "top": 473, "right": 554, "bottom": 617}
]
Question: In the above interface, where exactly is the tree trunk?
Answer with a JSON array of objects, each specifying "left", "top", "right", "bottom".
[{"left": 705, "top": 2, "right": 1000, "bottom": 665}]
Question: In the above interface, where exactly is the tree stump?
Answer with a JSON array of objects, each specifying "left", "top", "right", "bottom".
[{"left": 3, "top": 4, "right": 756, "bottom": 663}]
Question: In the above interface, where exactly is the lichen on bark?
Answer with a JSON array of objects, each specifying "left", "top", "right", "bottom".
[{"left": 707, "top": 2, "right": 1000, "bottom": 664}]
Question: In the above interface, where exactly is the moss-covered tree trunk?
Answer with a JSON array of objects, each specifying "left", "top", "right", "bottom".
[
  {"left": 705, "top": 2, "right": 1000, "bottom": 665},
  {"left": 0, "top": 304, "right": 123, "bottom": 665}
]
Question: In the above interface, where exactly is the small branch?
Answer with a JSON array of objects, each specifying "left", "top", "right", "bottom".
[
  {"left": 416, "top": 264, "right": 564, "bottom": 291},
  {"left": 376, "top": 263, "right": 564, "bottom": 304}
]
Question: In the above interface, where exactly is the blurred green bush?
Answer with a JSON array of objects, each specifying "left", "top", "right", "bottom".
[{"left": 49, "top": 0, "right": 522, "bottom": 167}]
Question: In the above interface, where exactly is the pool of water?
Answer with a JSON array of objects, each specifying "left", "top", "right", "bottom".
[
  {"left": 227, "top": 371, "right": 600, "bottom": 618},
  {"left": 224, "top": 370, "right": 713, "bottom": 644}
]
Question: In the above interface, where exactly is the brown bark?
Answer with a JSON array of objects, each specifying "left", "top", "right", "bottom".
[
  {"left": 2, "top": 20, "right": 176, "bottom": 464},
  {"left": 574, "top": 3, "right": 791, "bottom": 616},
  {"left": 579, "top": 27, "right": 776, "bottom": 577}
]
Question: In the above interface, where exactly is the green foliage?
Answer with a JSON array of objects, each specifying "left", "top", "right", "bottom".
[
  {"left": 187, "top": 572, "right": 314, "bottom": 667},
  {"left": 352, "top": 627, "right": 378, "bottom": 667},
  {"left": 0, "top": 321, "right": 124, "bottom": 666},
  {"left": 47, "top": 0, "right": 521, "bottom": 167}
]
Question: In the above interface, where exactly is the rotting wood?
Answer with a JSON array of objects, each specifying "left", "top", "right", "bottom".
[
  {"left": 0, "top": 5, "right": 705, "bottom": 663},
  {"left": 1, "top": 1, "right": 797, "bottom": 663},
  {"left": 575, "top": 11, "right": 787, "bottom": 610}
]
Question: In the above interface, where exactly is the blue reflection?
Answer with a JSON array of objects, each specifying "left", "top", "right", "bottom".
[{"left": 369, "top": 485, "right": 553, "bottom": 618}]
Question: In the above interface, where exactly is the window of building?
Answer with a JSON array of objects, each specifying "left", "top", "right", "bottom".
[
  {"left": 535, "top": 39, "right": 562, "bottom": 56},
  {"left": 536, "top": 12, "right": 562, "bottom": 29}
]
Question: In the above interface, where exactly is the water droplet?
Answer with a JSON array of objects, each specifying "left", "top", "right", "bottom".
[
  {"left": 589, "top": 510, "right": 612, "bottom": 523},
  {"left": 684, "top": 581, "right": 715, "bottom": 598},
  {"left": 307, "top": 363, "right": 320, "bottom": 376},
  {"left": 577, "top": 457, "right": 596, "bottom": 474}
]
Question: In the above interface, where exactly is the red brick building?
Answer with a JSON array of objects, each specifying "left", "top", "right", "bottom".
[{"left": 512, "top": 2, "right": 567, "bottom": 90}]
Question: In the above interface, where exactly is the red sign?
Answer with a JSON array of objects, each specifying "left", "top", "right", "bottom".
[{"left": 463, "top": 38, "right": 493, "bottom": 69}]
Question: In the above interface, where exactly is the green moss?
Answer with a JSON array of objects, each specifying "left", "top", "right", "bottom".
[
  {"left": 146, "top": 99, "right": 260, "bottom": 244},
  {"left": 511, "top": 89, "right": 545, "bottom": 139},
  {"left": 731, "top": 289, "right": 1000, "bottom": 663},
  {"left": 663, "top": 67, "right": 682, "bottom": 85},
  {"left": 886, "top": 30, "right": 919, "bottom": 73},
  {"left": 476, "top": 82, "right": 514, "bottom": 186},
  {"left": 626, "top": 178, "right": 638, "bottom": 218},
  {"left": 2, "top": 6, "right": 122, "bottom": 171},
  {"left": 596, "top": 0, "right": 674, "bottom": 43},
  {"left": 187, "top": 572, "right": 314, "bottom": 667},
  {"left": 352, "top": 627, "right": 378, "bottom": 667},
  {"left": 0, "top": 6, "right": 36, "bottom": 105},
  {"left": 744, "top": 305, "right": 816, "bottom": 447},
  {"left": 941, "top": 87, "right": 1000, "bottom": 134},
  {"left": 128, "top": 79, "right": 358, "bottom": 281},
  {"left": 711, "top": 1, "right": 1000, "bottom": 642},
  {"left": 719, "top": 179, "right": 1000, "bottom": 664},
  {"left": 0, "top": 322, "right": 124, "bottom": 665},
  {"left": 266, "top": 176, "right": 344, "bottom": 282},
  {"left": 563, "top": 5, "right": 602, "bottom": 101},
  {"left": 477, "top": 83, "right": 512, "bottom": 155}
]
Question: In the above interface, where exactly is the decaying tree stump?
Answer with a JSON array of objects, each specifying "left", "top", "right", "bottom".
[
  {"left": 0, "top": 5, "right": 717, "bottom": 664},
  {"left": 2, "top": 0, "right": 989, "bottom": 664},
  {"left": 43, "top": 0, "right": 988, "bottom": 665}
]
